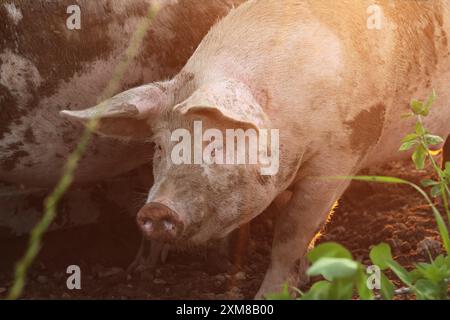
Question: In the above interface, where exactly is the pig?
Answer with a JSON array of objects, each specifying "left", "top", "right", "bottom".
[
  {"left": 0, "top": 0, "right": 243, "bottom": 187},
  {"left": 0, "top": 0, "right": 243, "bottom": 235},
  {"left": 63, "top": 0, "right": 450, "bottom": 299}
]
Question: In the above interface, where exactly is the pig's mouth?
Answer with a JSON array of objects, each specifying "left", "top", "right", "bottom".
[{"left": 186, "top": 216, "right": 246, "bottom": 245}]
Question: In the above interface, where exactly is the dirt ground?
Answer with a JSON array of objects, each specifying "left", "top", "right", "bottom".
[{"left": 0, "top": 158, "right": 447, "bottom": 300}]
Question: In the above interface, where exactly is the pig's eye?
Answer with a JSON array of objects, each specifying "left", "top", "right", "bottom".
[{"left": 156, "top": 144, "right": 162, "bottom": 152}]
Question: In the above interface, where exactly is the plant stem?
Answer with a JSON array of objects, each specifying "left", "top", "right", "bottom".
[{"left": 417, "top": 116, "right": 450, "bottom": 228}]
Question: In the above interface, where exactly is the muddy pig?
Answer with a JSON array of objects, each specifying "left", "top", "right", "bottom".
[
  {"left": 63, "top": 0, "right": 450, "bottom": 298},
  {"left": 0, "top": 0, "right": 242, "bottom": 187}
]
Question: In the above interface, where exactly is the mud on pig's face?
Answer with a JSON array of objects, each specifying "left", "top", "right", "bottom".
[{"left": 139, "top": 112, "right": 279, "bottom": 244}]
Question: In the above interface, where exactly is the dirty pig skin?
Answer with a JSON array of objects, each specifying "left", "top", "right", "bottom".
[
  {"left": 0, "top": 0, "right": 243, "bottom": 187},
  {"left": 64, "top": 0, "right": 450, "bottom": 299}
]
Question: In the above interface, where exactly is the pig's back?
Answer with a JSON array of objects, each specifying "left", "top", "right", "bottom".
[{"left": 184, "top": 0, "right": 450, "bottom": 167}]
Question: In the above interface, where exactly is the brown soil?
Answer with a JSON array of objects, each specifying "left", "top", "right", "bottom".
[{"left": 0, "top": 159, "right": 447, "bottom": 299}]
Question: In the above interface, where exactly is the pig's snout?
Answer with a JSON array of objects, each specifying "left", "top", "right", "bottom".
[{"left": 137, "top": 203, "right": 183, "bottom": 241}]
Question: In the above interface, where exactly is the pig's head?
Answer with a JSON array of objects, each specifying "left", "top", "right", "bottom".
[{"left": 61, "top": 78, "right": 282, "bottom": 244}]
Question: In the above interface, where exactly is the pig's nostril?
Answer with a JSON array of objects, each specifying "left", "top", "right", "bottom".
[
  {"left": 163, "top": 220, "right": 175, "bottom": 231},
  {"left": 142, "top": 219, "right": 153, "bottom": 232},
  {"left": 137, "top": 202, "right": 183, "bottom": 241}
]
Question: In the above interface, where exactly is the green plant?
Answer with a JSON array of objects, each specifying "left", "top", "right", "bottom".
[
  {"left": 303, "top": 243, "right": 374, "bottom": 300},
  {"left": 268, "top": 90, "right": 450, "bottom": 300}
]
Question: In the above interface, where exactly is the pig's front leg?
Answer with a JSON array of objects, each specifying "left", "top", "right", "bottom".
[{"left": 255, "top": 160, "right": 356, "bottom": 299}]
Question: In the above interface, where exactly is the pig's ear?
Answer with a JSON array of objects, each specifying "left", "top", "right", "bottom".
[
  {"left": 60, "top": 84, "right": 166, "bottom": 140},
  {"left": 173, "top": 79, "right": 269, "bottom": 130}
]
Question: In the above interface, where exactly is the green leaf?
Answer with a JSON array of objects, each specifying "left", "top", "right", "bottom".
[
  {"left": 356, "top": 269, "right": 374, "bottom": 300},
  {"left": 433, "top": 255, "right": 446, "bottom": 267},
  {"left": 386, "top": 260, "right": 413, "bottom": 287},
  {"left": 328, "top": 278, "right": 355, "bottom": 300},
  {"left": 415, "top": 260, "right": 448, "bottom": 284},
  {"left": 412, "top": 145, "right": 427, "bottom": 170},
  {"left": 411, "top": 99, "right": 424, "bottom": 115},
  {"left": 307, "top": 242, "right": 353, "bottom": 264},
  {"left": 414, "top": 279, "right": 441, "bottom": 300},
  {"left": 300, "top": 281, "right": 331, "bottom": 300},
  {"left": 307, "top": 257, "right": 359, "bottom": 281},
  {"left": 424, "top": 89, "right": 437, "bottom": 110},
  {"left": 415, "top": 122, "right": 426, "bottom": 135},
  {"left": 401, "top": 133, "right": 419, "bottom": 143},
  {"left": 430, "top": 206, "right": 450, "bottom": 254},
  {"left": 370, "top": 243, "right": 393, "bottom": 270},
  {"left": 445, "top": 162, "right": 450, "bottom": 173},
  {"left": 444, "top": 162, "right": 450, "bottom": 181},
  {"left": 399, "top": 140, "right": 418, "bottom": 152},
  {"left": 330, "top": 175, "right": 410, "bottom": 184},
  {"left": 445, "top": 256, "right": 450, "bottom": 271},
  {"left": 265, "top": 283, "right": 295, "bottom": 300},
  {"left": 431, "top": 185, "right": 441, "bottom": 198},
  {"left": 421, "top": 179, "right": 439, "bottom": 187},
  {"left": 380, "top": 272, "right": 395, "bottom": 300},
  {"left": 409, "top": 268, "right": 423, "bottom": 282},
  {"left": 424, "top": 134, "right": 444, "bottom": 146},
  {"left": 401, "top": 112, "right": 414, "bottom": 119},
  {"left": 410, "top": 90, "right": 436, "bottom": 116}
]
